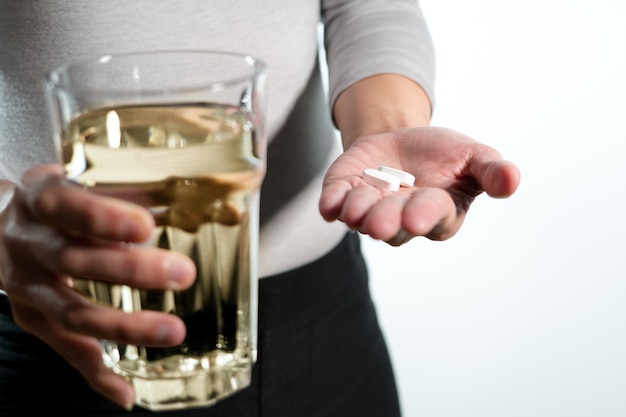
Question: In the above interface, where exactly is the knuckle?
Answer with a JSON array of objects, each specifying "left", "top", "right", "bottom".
[
  {"left": 57, "top": 299, "right": 91, "bottom": 331},
  {"left": 81, "top": 198, "right": 107, "bottom": 226},
  {"left": 57, "top": 244, "right": 83, "bottom": 273},
  {"left": 31, "top": 186, "right": 60, "bottom": 218}
]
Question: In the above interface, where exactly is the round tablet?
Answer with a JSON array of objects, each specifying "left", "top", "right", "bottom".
[{"left": 378, "top": 166, "right": 415, "bottom": 187}]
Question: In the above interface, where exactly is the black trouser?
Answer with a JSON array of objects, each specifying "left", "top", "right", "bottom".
[{"left": 0, "top": 232, "right": 401, "bottom": 417}]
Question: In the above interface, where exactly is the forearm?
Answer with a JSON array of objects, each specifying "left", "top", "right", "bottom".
[
  {"left": 333, "top": 73, "right": 432, "bottom": 148},
  {"left": 0, "top": 180, "right": 16, "bottom": 290}
]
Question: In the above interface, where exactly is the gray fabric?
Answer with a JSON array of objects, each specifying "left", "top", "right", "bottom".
[
  {"left": 0, "top": 0, "right": 435, "bottom": 274},
  {"left": 322, "top": 0, "right": 436, "bottom": 113}
]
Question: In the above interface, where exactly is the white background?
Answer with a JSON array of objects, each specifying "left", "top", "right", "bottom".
[{"left": 363, "top": 1, "right": 626, "bottom": 416}]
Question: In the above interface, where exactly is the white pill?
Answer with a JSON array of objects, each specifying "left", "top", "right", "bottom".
[
  {"left": 362, "top": 168, "right": 401, "bottom": 191},
  {"left": 378, "top": 166, "right": 415, "bottom": 187}
]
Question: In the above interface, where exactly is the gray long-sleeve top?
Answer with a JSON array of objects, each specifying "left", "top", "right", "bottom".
[{"left": 0, "top": 0, "right": 435, "bottom": 276}]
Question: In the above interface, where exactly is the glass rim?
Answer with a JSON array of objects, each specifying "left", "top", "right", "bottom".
[{"left": 44, "top": 49, "right": 266, "bottom": 96}]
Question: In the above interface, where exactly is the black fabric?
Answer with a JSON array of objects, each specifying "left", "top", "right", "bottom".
[{"left": 0, "top": 232, "right": 401, "bottom": 417}]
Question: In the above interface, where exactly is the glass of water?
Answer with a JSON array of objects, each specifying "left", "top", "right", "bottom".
[{"left": 44, "top": 50, "right": 267, "bottom": 411}]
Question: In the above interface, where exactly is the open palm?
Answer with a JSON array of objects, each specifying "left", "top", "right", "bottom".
[{"left": 319, "top": 126, "right": 521, "bottom": 245}]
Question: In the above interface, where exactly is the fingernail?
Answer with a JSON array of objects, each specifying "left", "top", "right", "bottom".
[
  {"left": 123, "top": 398, "right": 134, "bottom": 412},
  {"left": 156, "top": 320, "right": 184, "bottom": 344},
  {"left": 120, "top": 385, "right": 135, "bottom": 411},
  {"left": 164, "top": 256, "right": 194, "bottom": 289}
]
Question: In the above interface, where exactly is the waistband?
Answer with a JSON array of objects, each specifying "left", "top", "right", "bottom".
[{"left": 257, "top": 231, "right": 368, "bottom": 329}]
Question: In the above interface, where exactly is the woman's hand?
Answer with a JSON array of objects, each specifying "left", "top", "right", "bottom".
[
  {"left": 0, "top": 164, "right": 196, "bottom": 409},
  {"left": 319, "top": 126, "right": 521, "bottom": 245},
  {"left": 323, "top": 74, "right": 520, "bottom": 245}
]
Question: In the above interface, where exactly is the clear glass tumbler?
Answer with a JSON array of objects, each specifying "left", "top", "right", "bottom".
[{"left": 44, "top": 51, "right": 267, "bottom": 411}]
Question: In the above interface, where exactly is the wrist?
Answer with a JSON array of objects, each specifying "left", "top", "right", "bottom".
[
  {"left": 333, "top": 73, "right": 432, "bottom": 147},
  {"left": 0, "top": 180, "right": 16, "bottom": 213}
]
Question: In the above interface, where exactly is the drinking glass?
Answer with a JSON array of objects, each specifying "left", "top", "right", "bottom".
[{"left": 44, "top": 50, "right": 267, "bottom": 411}]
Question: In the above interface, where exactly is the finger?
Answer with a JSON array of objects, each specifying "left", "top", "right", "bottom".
[
  {"left": 319, "top": 180, "right": 351, "bottom": 221},
  {"left": 470, "top": 155, "right": 521, "bottom": 198},
  {"left": 16, "top": 281, "right": 187, "bottom": 346},
  {"left": 485, "top": 160, "right": 521, "bottom": 198},
  {"left": 55, "top": 244, "right": 196, "bottom": 290},
  {"left": 360, "top": 193, "right": 406, "bottom": 240},
  {"left": 16, "top": 307, "right": 136, "bottom": 410},
  {"left": 339, "top": 183, "right": 393, "bottom": 229},
  {"left": 23, "top": 171, "right": 154, "bottom": 243},
  {"left": 20, "top": 164, "right": 65, "bottom": 185},
  {"left": 54, "top": 330, "right": 136, "bottom": 410},
  {"left": 401, "top": 188, "right": 462, "bottom": 241}
]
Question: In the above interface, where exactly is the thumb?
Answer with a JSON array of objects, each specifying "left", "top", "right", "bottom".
[{"left": 475, "top": 159, "right": 521, "bottom": 198}]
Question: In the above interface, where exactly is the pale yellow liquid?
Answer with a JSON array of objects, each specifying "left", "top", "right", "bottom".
[{"left": 63, "top": 104, "right": 264, "bottom": 410}]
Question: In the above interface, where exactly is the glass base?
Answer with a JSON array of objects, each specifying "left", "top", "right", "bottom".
[{"left": 129, "top": 361, "right": 252, "bottom": 411}]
